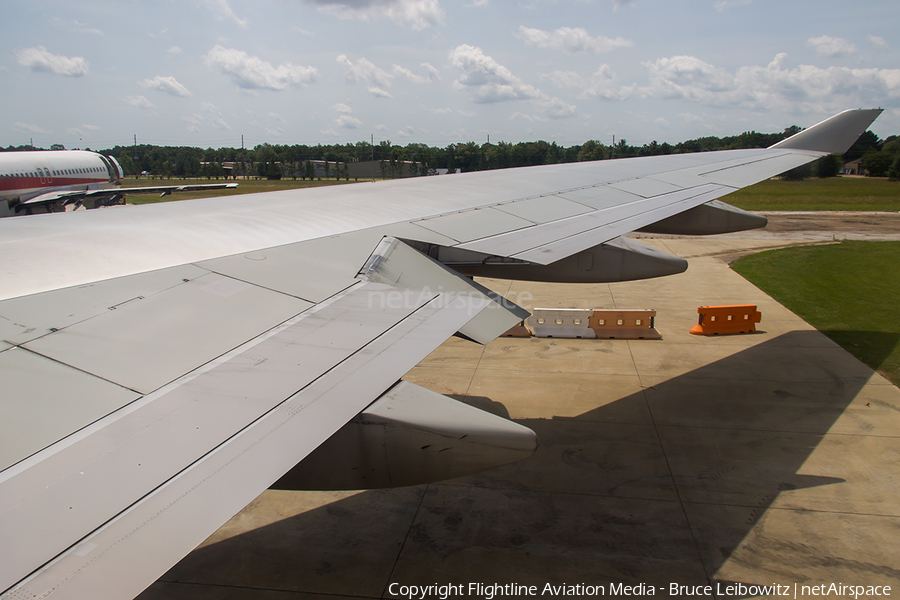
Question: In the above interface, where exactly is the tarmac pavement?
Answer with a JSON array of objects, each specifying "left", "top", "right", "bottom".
[{"left": 139, "top": 228, "right": 900, "bottom": 600}]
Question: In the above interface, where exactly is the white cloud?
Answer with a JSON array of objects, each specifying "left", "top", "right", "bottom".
[
  {"left": 653, "top": 117, "right": 670, "bottom": 128},
  {"left": 167, "top": 46, "right": 182, "bottom": 55},
  {"left": 124, "top": 95, "right": 157, "bottom": 109},
  {"left": 337, "top": 55, "right": 393, "bottom": 88},
  {"left": 337, "top": 115, "right": 363, "bottom": 128},
  {"left": 538, "top": 97, "right": 577, "bottom": 120},
  {"left": 184, "top": 102, "right": 232, "bottom": 131},
  {"left": 518, "top": 26, "right": 632, "bottom": 54},
  {"left": 421, "top": 62, "right": 441, "bottom": 81},
  {"left": 140, "top": 75, "right": 193, "bottom": 97},
  {"left": 714, "top": 0, "right": 751, "bottom": 12},
  {"left": 67, "top": 124, "right": 101, "bottom": 136},
  {"left": 807, "top": 35, "right": 857, "bottom": 58},
  {"left": 305, "top": 0, "right": 443, "bottom": 30},
  {"left": 196, "top": 0, "right": 248, "bottom": 27},
  {"left": 679, "top": 112, "right": 704, "bottom": 124},
  {"left": 14, "top": 122, "right": 52, "bottom": 134},
  {"left": 53, "top": 18, "right": 103, "bottom": 35},
  {"left": 640, "top": 53, "right": 900, "bottom": 113},
  {"left": 643, "top": 55, "right": 735, "bottom": 100},
  {"left": 869, "top": 35, "right": 889, "bottom": 50},
  {"left": 449, "top": 44, "right": 542, "bottom": 103},
  {"left": 338, "top": 55, "right": 435, "bottom": 96},
  {"left": 15, "top": 46, "right": 88, "bottom": 77},
  {"left": 547, "top": 65, "right": 635, "bottom": 101},
  {"left": 368, "top": 86, "right": 393, "bottom": 98},
  {"left": 205, "top": 45, "right": 318, "bottom": 90},
  {"left": 392, "top": 64, "right": 429, "bottom": 83},
  {"left": 333, "top": 103, "right": 354, "bottom": 113},
  {"left": 611, "top": 0, "right": 633, "bottom": 10}
]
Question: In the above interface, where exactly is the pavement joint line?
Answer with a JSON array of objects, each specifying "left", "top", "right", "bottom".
[
  {"left": 379, "top": 484, "right": 429, "bottom": 599},
  {"left": 432, "top": 481, "right": 686, "bottom": 504},
  {"left": 154, "top": 579, "right": 371, "bottom": 597},
  {"left": 651, "top": 424, "right": 900, "bottom": 438},
  {"left": 617, "top": 279, "right": 715, "bottom": 586},
  {"left": 679, "top": 501, "right": 900, "bottom": 519}
]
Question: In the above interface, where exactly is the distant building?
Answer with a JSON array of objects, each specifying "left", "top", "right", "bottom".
[
  {"left": 842, "top": 160, "right": 863, "bottom": 175},
  {"left": 347, "top": 160, "right": 423, "bottom": 180}
]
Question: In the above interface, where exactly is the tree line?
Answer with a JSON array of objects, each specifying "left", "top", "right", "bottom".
[{"left": 3, "top": 125, "right": 897, "bottom": 180}]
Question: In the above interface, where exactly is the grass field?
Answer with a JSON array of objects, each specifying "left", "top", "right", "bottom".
[
  {"left": 122, "top": 176, "right": 360, "bottom": 204},
  {"left": 725, "top": 177, "right": 900, "bottom": 211},
  {"left": 732, "top": 241, "right": 900, "bottom": 387}
]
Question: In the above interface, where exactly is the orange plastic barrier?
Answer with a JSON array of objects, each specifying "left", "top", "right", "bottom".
[
  {"left": 588, "top": 309, "right": 661, "bottom": 339},
  {"left": 501, "top": 320, "right": 532, "bottom": 337},
  {"left": 689, "top": 304, "right": 761, "bottom": 335}
]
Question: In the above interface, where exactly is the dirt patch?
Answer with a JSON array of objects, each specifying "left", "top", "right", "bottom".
[{"left": 760, "top": 211, "right": 900, "bottom": 236}]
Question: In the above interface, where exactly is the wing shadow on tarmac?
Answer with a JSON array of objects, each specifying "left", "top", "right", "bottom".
[{"left": 140, "top": 330, "right": 896, "bottom": 599}]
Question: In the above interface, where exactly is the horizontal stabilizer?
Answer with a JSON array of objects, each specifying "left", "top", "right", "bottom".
[{"left": 770, "top": 108, "right": 883, "bottom": 154}]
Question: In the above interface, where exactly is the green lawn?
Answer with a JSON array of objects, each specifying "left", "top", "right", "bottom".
[
  {"left": 725, "top": 177, "right": 900, "bottom": 211},
  {"left": 732, "top": 241, "right": 900, "bottom": 386},
  {"left": 122, "top": 176, "right": 360, "bottom": 204}
]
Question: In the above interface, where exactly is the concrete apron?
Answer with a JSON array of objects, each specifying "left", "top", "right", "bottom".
[{"left": 141, "top": 236, "right": 900, "bottom": 599}]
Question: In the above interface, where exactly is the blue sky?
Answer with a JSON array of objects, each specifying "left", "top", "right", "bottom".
[{"left": 2, "top": 0, "right": 898, "bottom": 150}]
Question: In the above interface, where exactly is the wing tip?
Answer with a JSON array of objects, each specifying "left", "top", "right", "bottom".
[{"left": 769, "top": 108, "right": 883, "bottom": 154}]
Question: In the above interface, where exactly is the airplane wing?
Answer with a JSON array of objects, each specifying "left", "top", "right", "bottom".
[
  {"left": 13, "top": 182, "right": 239, "bottom": 213},
  {"left": 0, "top": 108, "right": 881, "bottom": 600}
]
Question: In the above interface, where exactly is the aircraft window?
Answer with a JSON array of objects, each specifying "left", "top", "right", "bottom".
[
  {"left": 536, "top": 318, "right": 545, "bottom": 324},
  {"left": 617, "top": 319, "right": 623, "bottom": 325},
  {"left": 573, "top": 318, "right": 581, "bottom": 325}
]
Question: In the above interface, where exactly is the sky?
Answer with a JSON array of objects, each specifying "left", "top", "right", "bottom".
[{"left": 1, "top": 0, "right": 898, "bottom": 151}]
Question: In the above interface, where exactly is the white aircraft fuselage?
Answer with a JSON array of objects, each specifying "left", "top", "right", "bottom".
[{"left": 0, "top": 150, "right": 124, "bottom": 217}]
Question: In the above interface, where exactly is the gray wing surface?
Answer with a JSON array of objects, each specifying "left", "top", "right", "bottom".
[{"left": 0, "top": 108, "right": 881, "bottom": 599}]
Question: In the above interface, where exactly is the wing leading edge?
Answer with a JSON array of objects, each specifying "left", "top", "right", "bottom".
[{"left": 0, "top": 108, "right": 882, "bottom": 600}]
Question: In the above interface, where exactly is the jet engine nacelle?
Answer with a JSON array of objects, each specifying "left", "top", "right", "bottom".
[
  {"left": 273, "top": 381, "right": 537, "bottom": 490},
  {"left": 637, "top": 200, "right": 766, "bottom": 235},
  {"left": 408, "top": 236, "right": 687, "bottom": 283}
]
